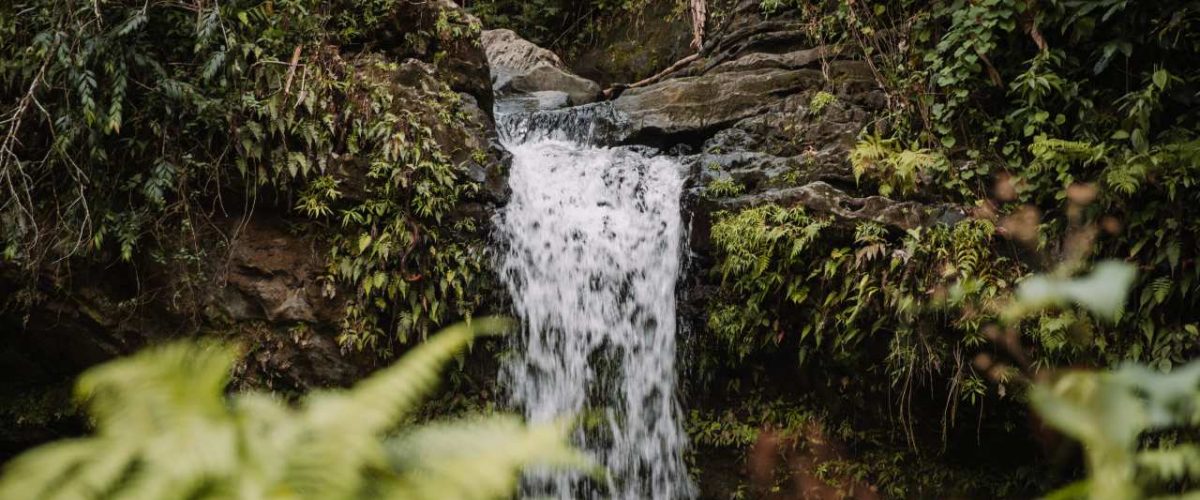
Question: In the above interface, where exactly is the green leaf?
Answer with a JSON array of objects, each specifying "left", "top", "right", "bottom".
[
  {"left": 1015, "top": 260, "right": 1137, "bottom": 320},
  {"left": 1153, "top": 69, "right": 1169, "bottom": 90}
]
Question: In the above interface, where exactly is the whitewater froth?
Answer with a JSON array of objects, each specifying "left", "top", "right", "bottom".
[{"left": 495, "top": 103, "right": 696, "bottom": 499}]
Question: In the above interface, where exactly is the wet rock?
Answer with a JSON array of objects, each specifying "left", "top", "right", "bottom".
[
  {"left": 614, "top": 68, "right": 826, "bottom": 141},
  {"left": 496, "top": 101, "right": 627, "bottom": 146},
  {"left": 707, "top": 46, "right": 834, "bottom": 74},
  {"left": 529, "top": 91, "right": 573, "bottom": 111},
  {"left": 228, "top": 320, "right": 368, "bottom": 392},
  {"left": 482, "top": 29, "right": 601, "bottom": 105},
  {"left": 452, "top": 91, "right": 512, "bottom": 206},
  {"left": 567, "top": 0, "right": 693, "bottom": 85},
  {"left": 506, "top": 66, "right": 602, "bottom": 105}
]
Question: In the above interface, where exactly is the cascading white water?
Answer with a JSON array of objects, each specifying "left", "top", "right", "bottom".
[{"left": 495, "top": 100, "right": 696, "bottom": 499}]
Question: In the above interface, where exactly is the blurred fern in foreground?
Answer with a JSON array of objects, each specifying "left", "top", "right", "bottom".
[
  {"left": 1003, "top": 262, "right": 1200, "bottom": 500},
  {"left": 1034, "top": 362, "right": 1200, "bottom": 500},
  {"left": 0, "top": 318, "right": 588, "bottom": 500}
]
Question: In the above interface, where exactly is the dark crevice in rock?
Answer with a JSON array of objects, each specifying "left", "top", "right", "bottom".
[{"left": 618, "top": 123, "right": 729, "bottom": 152}]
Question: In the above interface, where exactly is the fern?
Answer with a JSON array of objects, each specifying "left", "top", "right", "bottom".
[
  {"left": 385, "top": 417, "right": 594, "bottom": 500},
  {"left": 0, "top": 319, "right": 586, "bottom": 500},
  {"left": 702, "top": 177, "right": 745, "bottom": 199},
  {"left": 850, "top": 136, "right": 940, "bottom": 196}
]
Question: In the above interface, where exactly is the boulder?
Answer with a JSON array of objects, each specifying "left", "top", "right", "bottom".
[
  {"left": 482, "top": 29, "right": 601, "bottom": 106},
  {"left": 481, "top": 28, "right": 563, "bottom": 71},
  {"left": 614, "top": 68, "right": 826, "bottom": 140},
  {"left": 612, "top": 56, "right": 876, "bottom": 143},
  {"left": 567, "top": 0, "right": 693, "bottom": 85}
]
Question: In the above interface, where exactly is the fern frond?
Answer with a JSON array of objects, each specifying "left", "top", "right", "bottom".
[
  {"left": 76, "top": 340, "right": 237, "bottom": 434},
  {"left": 384, "top": 416, "right": 594, "bottom": 500},
  {"left": 307, "top": 317, "right": 512, "bottom": 435},
  {"left": 0, "top": 439, "right": 109, "bottom": 499},
  {"left": 1137, "top": 445, "right": 1200, "bottom": 483},
  {"left": 0, "top": 341, "right": 243, "bottom": 500},
  {"left": 282, "top": 318, "right": 513, "bottom": 499},
  {"left": 1142, "top": 276, "right": 1173, "bottom": 307},
  {"left": 0, "top": 319, "right": 583, "bottom": 500}
]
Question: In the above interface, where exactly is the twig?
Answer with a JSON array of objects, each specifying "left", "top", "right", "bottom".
[
  {"left": 1, "top": 54, "right": 54, "bottom": 254},
  {"left": 284, "top": 45, "right": 302, "bottom": 95},
  {"left": 690, "top": 0, "right": 707, "bottom": 51}
]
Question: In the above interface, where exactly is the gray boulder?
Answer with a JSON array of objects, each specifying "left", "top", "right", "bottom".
[
  {"left": 613, "top": 60, "right": 875, "bottom": 142},
  {"left": 614, "top": 68, "right": 824, "bottom": 139},
  {"left": 482, "top": 29, "right": 601, "bottom": 106}
]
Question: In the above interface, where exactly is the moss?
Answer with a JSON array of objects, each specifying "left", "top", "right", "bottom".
[{"left": 808, "top": 91, "right": 839, "bottom": 115}]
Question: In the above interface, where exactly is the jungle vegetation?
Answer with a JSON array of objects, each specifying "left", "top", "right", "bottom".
[
  {"left": 697, "top": 0, "right": 1200, "bottom": 497},
  {"left": 3, "top": 0, "right": 1200, "bottom": 498},
  {"left": 1, "top": 0, "right": 494, "bottom": 356}
]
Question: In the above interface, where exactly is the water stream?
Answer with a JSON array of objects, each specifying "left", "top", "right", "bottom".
[{"left": 495, "top": 100, "right": 696, "bottom": 499}]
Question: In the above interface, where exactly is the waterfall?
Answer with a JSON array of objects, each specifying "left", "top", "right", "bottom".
[{"left": 495, "top": 101, "right": 696, "bottom": 500}]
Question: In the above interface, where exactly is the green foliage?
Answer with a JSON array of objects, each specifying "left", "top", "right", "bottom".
[
  {"left": 702, "top": 177, "right": 745, "bottom": 199},
  {"left": 924, "top": 0, "right": 1021, "bottom": 147},
  {"left": 707, "top": 203, "right": 1023, "bottom": 374},
  {"left": 742, "top": 0, "right": 1200, "bottom": 386},
  {"left": 704, "top": 0, "right": 1200, "bottom": 494},
  {"left": 1007, "top": 260, "right": 1200, "bottom": 499},
  {"left": 1033, "top": 363, "right": 1200, "bottom": 500},
  {"left": 0, "top": 0, "right": 493, "bottom": 354},
  {"left": 807, "top": 91, "right": 838, "bottom": 115},
  {"left": 0, "top": 319, "right": 588, "bottom": 500},
  {"left": 850, "top": 135, "right": 947, "bottom": 196},
  {"left": 707, "top": 204, "right": 829, "bottom": 360},
  {"left": 315, "top": 80, "right": 491, "bottom": 352}
]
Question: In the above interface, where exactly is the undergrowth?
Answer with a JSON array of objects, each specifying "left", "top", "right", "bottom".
[
  {"left": 0, "top": 0, "right": 494, "bottom": 356},
  {"left": 696, "top": 0, "right": 1200, "bottom": 495}
]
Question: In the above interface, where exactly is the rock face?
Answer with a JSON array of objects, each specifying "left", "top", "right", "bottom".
[
  {"left": 482, "top": 29, "right": 601, "bottom": 106},
  {"left": 567, "top": 0, "right": 694, "bottom": 85},
  {"left": 611, "top": 46, "right": 876, "bottom": 142},
  {"left": 481, "top": 29, "right": 564, "bottom": 72},
  {"left": 214, "top": 217, "right": 342, "bottom": 325},
  {"left": 614, "top": 68, "right": 826, "bottom": 140},
  {"left": 592, "top": 0, "right": 956, "bottom": 245}
]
